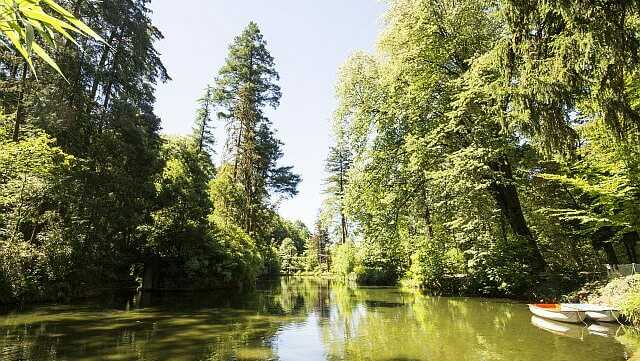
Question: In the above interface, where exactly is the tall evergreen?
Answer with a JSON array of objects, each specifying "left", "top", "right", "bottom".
[
  {"left": 193, "top": 86, "right": 216, "bottom": 156},
  {"left": 212, "top": 22, "right": 300, "bottom": 235},
  {"left": 324, "top": 143, "right": 352, "bottom": 244}
]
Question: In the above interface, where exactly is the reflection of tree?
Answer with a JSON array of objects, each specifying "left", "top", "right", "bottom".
[
  {"left": 318, "top": 285, "right": 630, "bottom": 361},
  {"left": 274, "top": 277, "right": 323, "bottom": 315},
  {"left": 0, "top": 279, "right": 634, "bottom": 360},
  {"left": 0, "top": 288, "right": 306, "bottom": 361}
]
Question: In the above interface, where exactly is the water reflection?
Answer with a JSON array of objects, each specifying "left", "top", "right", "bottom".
[
  {"left": 0, "top": 277, "right": 637, "bottom": 361},
  {"left": 530, "top": 315, "right": 588, "bottom": 339}
]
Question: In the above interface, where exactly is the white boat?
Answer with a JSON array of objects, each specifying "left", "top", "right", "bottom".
[
  {"left": 561, "top": 303, "right": 621, "bottom": 323},
  {"left": 528, "top": 304, "right": 587, "bottom": 324}
]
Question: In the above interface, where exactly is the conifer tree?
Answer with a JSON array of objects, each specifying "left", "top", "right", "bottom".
[
  {"left": 212, "top": 22, "right": 300, "bottom": 234},
  {"left": 324, "top": 143, "right": 352, "bottom": 244},
  {"left": 193, "top": 86, "right": 215, "bottom": 156}
]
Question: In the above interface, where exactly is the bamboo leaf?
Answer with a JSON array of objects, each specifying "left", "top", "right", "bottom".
[
  {"left": 32, "top": 41, "right": 67, "bottom": 81},
  {"left": 41, "top": 0, "right": 105, "bottom": 42},
  {"left": 0, "top": 0, "right": 102, "bottom": 76},
  {"left": 20, "top": 7, "right": 78, "bottom": 32},
  {"left": 3, "top": 27, "right": 35, "bottom": 75},
  {"left": 24, "top": 20, "right": 33, "bottom": 53}
]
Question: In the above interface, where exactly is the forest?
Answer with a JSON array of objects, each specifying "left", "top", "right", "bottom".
[{"left": 1, "top": 0, "right": 639, "bottom": 306}]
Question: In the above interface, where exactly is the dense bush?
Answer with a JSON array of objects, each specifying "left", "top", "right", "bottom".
[
  {"left": 622, "top": 292, "right": 640, "bottom": 326},
  {"left": 354, "top": 241, "right": 403, "bottom": 285},
  {"left": 406, "top": 238, "right": 447, "bottom": 291},
  {"left": 0, "top": 128, "right": 78, "bottom": 303},
  {"left": 331, "top": 242, "right": 360, "bottom": 280},
  {"left": 0, "top": 213, "right": 75, "bottom": 303},
  {"left": 278, "top": 238, "right": 300, "bottom": 274},
  {"left": 209, "top": 216, "right": 262, "bottom": 287},
  {"left": 464, "top": 239, "right": 537, "bottom": 298}
]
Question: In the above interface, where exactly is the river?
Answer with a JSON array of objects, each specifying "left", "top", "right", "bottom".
[{"left": 0, "top": 277, "right": 638, "bottom": 360}]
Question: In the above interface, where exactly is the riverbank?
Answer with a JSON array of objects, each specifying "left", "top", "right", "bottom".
[{"left": 563, "top": 275, "right": 640, "bottom": 325}]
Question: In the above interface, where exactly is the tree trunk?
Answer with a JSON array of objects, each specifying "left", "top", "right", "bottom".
[
  {"left": 89, "top": 31, "right": 117, "bottom": 102},
  {"left": 421, "top": 188, "right": 434, "bottom": 240},
  {"left": 603, "top": 243, "right": 620, "bottom": 266},
  {"left": 592, "top": 226, "right": 620, "bottom": 265},
  {"left": 232, "top": 121, "right": 244, "bottom": 181},
  {"left": 142, "top": 258, "right": 159, "bottom": 291},
  {"left": 623, "top": 232, "right": 638, "bottom": 264},
  {"left": 340, "top": 213, "right": 348, "bottom": 245},
  {"left": 12, "top": 63, "right": 28, "bottom": 142},
  {"left": 489, "top": 158, "right": 547, "bottom": 272}
]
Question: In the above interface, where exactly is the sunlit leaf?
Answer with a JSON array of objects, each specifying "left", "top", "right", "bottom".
[{"left": 0, "top": 0, "right": 104, "bottom": 77}]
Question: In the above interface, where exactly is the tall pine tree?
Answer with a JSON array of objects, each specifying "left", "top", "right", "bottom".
[
  {"left": 324, "top": 143, "right": 352, "bottom": 244},
  {"left": 212, "top": 22, "right": 300, "bottom": 235},
  {"left": 193, "top": 86, "right": 215, "bottom": 157}
]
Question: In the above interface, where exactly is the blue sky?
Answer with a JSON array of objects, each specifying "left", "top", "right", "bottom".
[{"left": 149, "top": 1, "right": 387, "bottom": 228}]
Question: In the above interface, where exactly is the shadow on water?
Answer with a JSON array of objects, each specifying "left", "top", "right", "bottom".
[
  {"left": 0, "top": 276, "right": 638, "bottom": 361},
  {"left": 363, "top": 300, "right": 405, "bottom": 308}
]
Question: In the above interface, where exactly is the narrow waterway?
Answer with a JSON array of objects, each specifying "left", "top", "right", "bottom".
[{"left": 0, "top": 277, "right": 637, "bottom": 360}]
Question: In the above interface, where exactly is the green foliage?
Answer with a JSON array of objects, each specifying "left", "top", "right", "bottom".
[
  {"left": 331, "top": 242, "right": 360, "bottom": 280},
  {"left": 323, "top": 0, "right": 640, "bottom": 297},
  {"left": 0, "top": 0, "right": 103, "bottom": 76},
  {"left": 141, "top": 137, "right": 213, "bottom": 259},
  {"left": 342, "top": 237, "right": 405, "bottom": 285},
  {"left": 278, "top": 238, "right": 298, "bottom": 274},
  {"left": 0, "top": 9, "right": 300, "bottom": 302},
  {"left": 304, "top": 219, "right": 331, "bottom": 273},
  {"left": 210, "top": 215, "right": 262, "bottom": 287},
  {"left": 2, "top": 0, "right": 640, "bottom": 305},
  {"left": 279, "top": 220, "right": 310, "bottom": 255},
  {"left": 209, "top": 164, "right": 303, "bottom": 278},
  {"left": 209, "top": 165, "right": 247, "bottom": 224},
  {"left": 304, "top": 237, "right": 319, "bottom": 272},
  {"left": 539, "top": 120, "right": 640, "bottom": 236},
  {"left": 328, "top": 0, "right": 548, "bottom": 290},
  {"left": 137, "top": 136, "right": 265, "bottom": 289},
  {"left": 0, "top": 238, "right": 71, "bottom": 303},
  {"left": 407, "top": 238, "right": 447, "bottom": 291},
  {"left": 465, "top": 239, "right": 537, "bottom": 297},
  {"left": 323, "top": 142, "right": 352, "bottom": 244},
  {"left": 0, "top": 120, "right": 76, "bottom": 302},
  {"left": 622, "top": 292, "right": 640, "bottom": 326},
  {"left": 193, "top": 86, "right": 216, "bottom": 157},
  {"left": 497, "top": 0, "right": 640, "bottom": 140}
]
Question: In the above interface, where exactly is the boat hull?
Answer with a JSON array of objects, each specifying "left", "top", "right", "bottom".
[
  {"left": 585, "top": 310, "right": 621, "bottom": 323},
  {"left": 560, "top": 304, "right": 621, "bottom": 323},
  {"left": 528, "top": 304, "right": 587, "bottom": 324}
]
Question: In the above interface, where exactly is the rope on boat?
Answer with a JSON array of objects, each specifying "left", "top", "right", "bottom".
[
  {"left": 562, "top": 304, "right": 588, "bottom": 326},
  {"left": 612, "top": 309, "right": 624, "bottom": 326}
]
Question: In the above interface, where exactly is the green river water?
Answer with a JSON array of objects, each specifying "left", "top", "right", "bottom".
[{"left": 0, "top": 277, "right": 638, "bottom": 361}]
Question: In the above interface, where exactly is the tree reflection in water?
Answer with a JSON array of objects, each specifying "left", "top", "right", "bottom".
[{"left": 0, "top": 277, "right": 636, "bottom": 361}]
